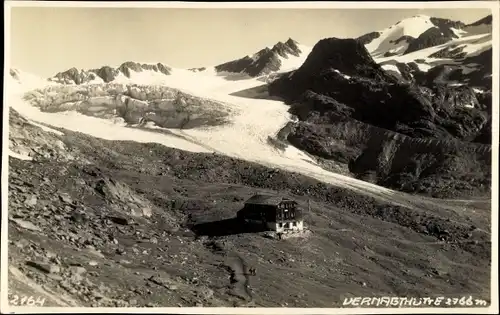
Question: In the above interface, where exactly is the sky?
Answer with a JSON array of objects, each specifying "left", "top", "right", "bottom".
[{"left": 8, "top": 6, "right": 492, "bottom": 78}]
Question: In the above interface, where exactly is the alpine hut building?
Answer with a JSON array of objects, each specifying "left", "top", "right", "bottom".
[{"left": 237, "top": 194, "right": 304, "bottom": 233}]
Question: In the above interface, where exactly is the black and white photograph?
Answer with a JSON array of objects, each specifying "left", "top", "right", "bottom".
[{"left": 2, "top": 1, "right": 498, "bottom": 313}]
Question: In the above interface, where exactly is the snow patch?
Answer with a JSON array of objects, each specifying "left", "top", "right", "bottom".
[
  {"left": 451, "top": 27, "right": 467, "bottom": 37},
  {"left": 381, "top": 64, "right": 401, "bottom": 74},
  {"left": 414, "top": 62, "right": 433, "bottom": 72},
  {"left": 461, "top": 65, "right": 479, "bottom": 75},
  {"left": 367, "top": 15, "right": 436, "bottom": 58},
  {"left": 277, "top": 44, "right": 312, "bottom": 72},
  {"left": 9, "top": 69, "right": 59, "bottom": 93},
  {"left": 459, "top": 37, "right": 492, "bottom": 57},
  {"left": 8, "top": 150, "right": 33, "bottom": 161},
  {"left": 374, "top": 33, "right": 491, "bottom": 70},
  {"left": 333, "top": 69, "right": 351, "bottom": 79}
]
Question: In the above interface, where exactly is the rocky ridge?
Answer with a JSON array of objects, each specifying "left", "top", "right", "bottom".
[
  {"left": 49, "top": 62, "right": 172, "bottom": 85},
  {"left": 213, "top": 38, "right": 304, "bottom": 77}
]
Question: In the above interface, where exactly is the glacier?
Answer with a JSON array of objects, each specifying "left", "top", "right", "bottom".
[{"left": 6, "top": 63, "right": 487, "bottom": 213}]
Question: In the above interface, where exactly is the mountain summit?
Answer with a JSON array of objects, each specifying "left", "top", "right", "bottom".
[
  {"left": 362, "top": 14, "right": 492, "bottom": 90},
  {"left": 205, "top": 38, "right": 311, "bottom": 77},
  {"left": 358, "top": 14, "right": 468, "bottom": 58}
]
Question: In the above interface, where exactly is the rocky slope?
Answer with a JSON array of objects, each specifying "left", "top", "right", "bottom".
[
  {"left": 7, "top": 108, "right": 491, "bottom": 307},
  {"left": 267, "top": 37, "right": 491, "bottom": 198}
]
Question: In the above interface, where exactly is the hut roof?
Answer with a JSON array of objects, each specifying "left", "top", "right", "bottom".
[{"left": 244, "top": 194, "right": 294, "bottom": 206}]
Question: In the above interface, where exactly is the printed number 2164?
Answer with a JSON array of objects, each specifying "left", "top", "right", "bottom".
[{"left": 9, "top": 295, "right": 46, "bottom": 306}]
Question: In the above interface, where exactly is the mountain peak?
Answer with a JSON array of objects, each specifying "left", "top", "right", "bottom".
[
  {"left": 285, "top": 37, "right": 299, "bottom": 46},
  {"left": 270, "top": 38, "right": 302, "bottom": 58},
  {"left": 214, "top": 38, "right": 309, "bottom": 77},
  {"left": 360, "top": 14, "right": 469, "bottom": 58},
  {"left": 467, "top": 14, "right": 492, "bottom": 27},
  {"left": 296, "top": 37, "right": 390, "bottom": 81}
]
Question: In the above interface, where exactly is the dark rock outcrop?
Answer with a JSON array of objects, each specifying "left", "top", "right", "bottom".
[
  {"left": 356, "top": 31, "right": 381, "bottom": 45},
  {"left": 428, "top": 45, "right": 467, "bottom": 59},
  {"left": 467, "top": 14, "right": 492, "bottom": 27},
  {"left": 415, "top": 48, "right": 492, "bottom": 90},
  {"left": 430, "top": 17, "right": 466, "bottom": 30},
  {"left": 270, "top": 37, "right": 488, "bottom": 141},
  {"left": 10, "top": 69, "right": 20, "bottom": 80},
  {"left": 391, "top": 35, "right": 415, "bottom": 46},
  {"left": 50, "top": 63, "right": 172, "bottom": 85},
  {"left": 188, "top": 67, "right": 207, "bottom": 73},
  {"left": 404, "top": 25, "right": 459, "bottom": 55},
  {"left": 348, "top": 126, "right": 491, "bottom": 198},
  {"left": 91, "top": 66, "right": 119, "bottom": 83},
  {"left": 52, "top": 67, "right": 102, "bottom": 85},
  {"left": 268, "top": 36, "right": 491, "bottom": 197},
  {"left": 118, "top": 62, "right": 144, "bottom": 77},
  {"left": 402, "top": 17, "right": 465, "bottom": 55},
  {"left": 52, "top": 66, "right": 120, "bottom": 84},
  {"left": 284, "top": 38, "right": 393, "bottom": 83},
  {"left": 463, "top": 14, "right": 493, "bottom": 36},
  {"left": 118, "top": 62, "right": 171, "bottom": 78},
  {"left": 285, "top": 115, "right": 491, "bottom": 197}
]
